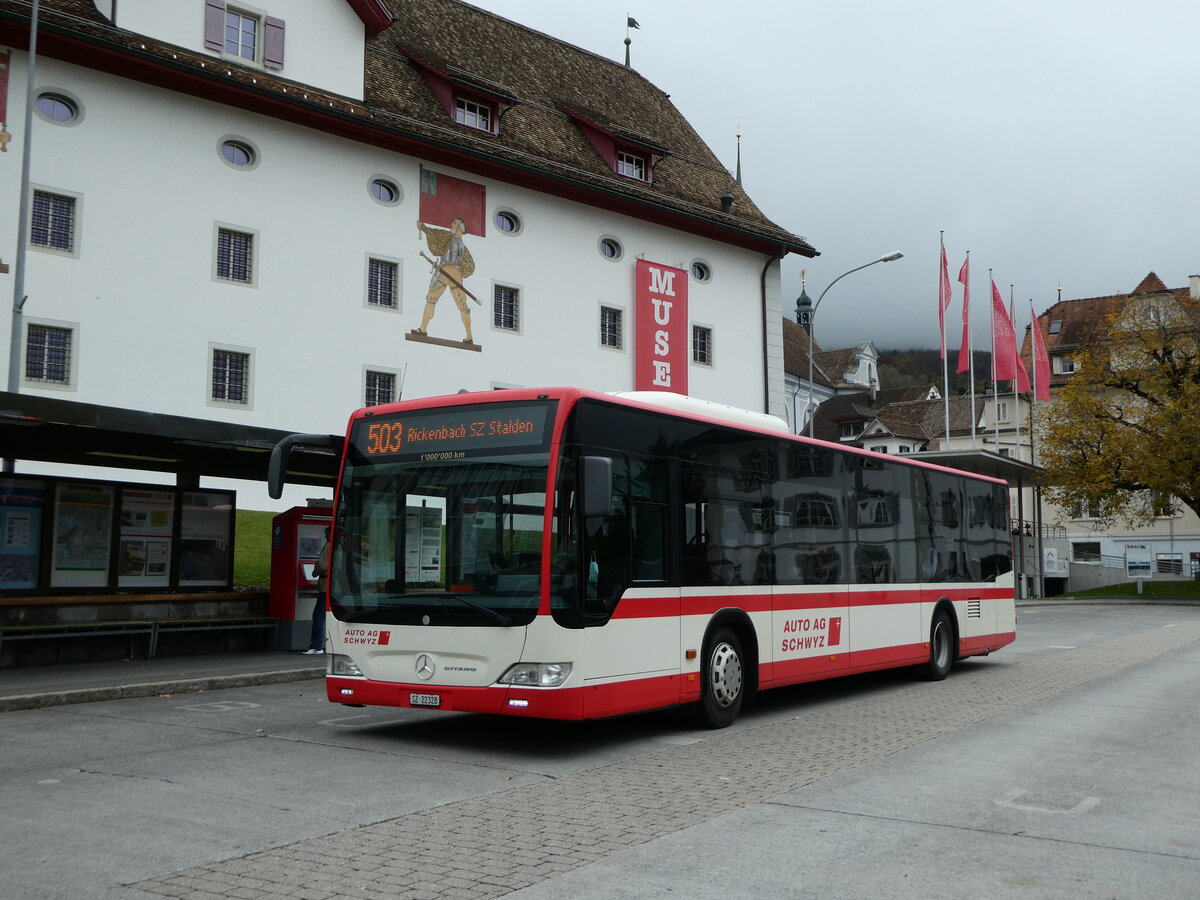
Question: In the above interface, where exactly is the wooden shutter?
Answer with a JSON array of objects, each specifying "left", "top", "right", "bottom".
[
  {"left": 203, "top": 0, "right": 225, "bottom": 52},
  {"left": 264, "top": 17, "right": 285, "bottom": 70}
]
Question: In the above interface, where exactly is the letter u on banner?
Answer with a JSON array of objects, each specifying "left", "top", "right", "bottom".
[{"left": 635, "top": 259, "right": 689, "bottom": 393}]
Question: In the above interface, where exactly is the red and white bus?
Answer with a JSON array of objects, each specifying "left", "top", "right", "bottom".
[{"left": 270, "top": 387, "right": 1015, "bottom": 728}]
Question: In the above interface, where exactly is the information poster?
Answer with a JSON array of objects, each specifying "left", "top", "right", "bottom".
[
  {"left": 0, "top": 477, "right": 46, "bottom": 589},
  {"left": 405, "top": 506, "right": 443, "bottom": 585},
  {"left": 117, "top": 489, "right": 175, "bottom": 588},
  {"left": 178, "top": 491, "right": 234, "bottom": 587},
  {"left": 50, "top": 482, "right": 115, "bottom": 588}
]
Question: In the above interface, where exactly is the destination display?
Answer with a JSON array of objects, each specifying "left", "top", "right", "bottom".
[{"left": 353, "top": 402, "right": 554, "bottom": 460}]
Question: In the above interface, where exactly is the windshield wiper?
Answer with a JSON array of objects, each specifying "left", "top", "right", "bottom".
[{"left": 378, "top": 592, "right": 514, "bottom": 626}]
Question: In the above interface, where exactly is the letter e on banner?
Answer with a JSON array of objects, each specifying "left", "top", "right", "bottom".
[{"left": 635, "top": 259, "right": 689, "bottom": 393}]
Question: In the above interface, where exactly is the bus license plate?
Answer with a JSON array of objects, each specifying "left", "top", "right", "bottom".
[{"left": 409, "top": 692, "right": 440, "bottom": 708}]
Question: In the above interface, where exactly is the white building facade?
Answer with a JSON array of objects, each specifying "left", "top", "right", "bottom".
[{"left": 1, "top": 0, "right": 816, "bottom": 511}]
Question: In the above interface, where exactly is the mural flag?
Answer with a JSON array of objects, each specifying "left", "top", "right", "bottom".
[{"left": 419, "top": 167, "right": 486, "bottom": 236}]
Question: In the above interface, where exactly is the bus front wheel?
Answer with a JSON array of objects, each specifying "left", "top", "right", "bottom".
[
  {"left": 924, "top": 608, "right": 955, "bottom": 681},
  {"left": 697, "top": 627, "right": 744, "bottom": 728}
]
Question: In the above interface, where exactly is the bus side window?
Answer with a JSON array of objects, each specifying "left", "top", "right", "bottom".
[
  {"left": 631, "top": 502, "right": 666, "bottom": 581},
  {"left": 585, "top": 505, "right": 631, "bottom": 615}
]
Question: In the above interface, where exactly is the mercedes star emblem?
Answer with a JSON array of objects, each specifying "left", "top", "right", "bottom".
[{"left": 415, "top": 653, "right": 435, "bottom": 680}]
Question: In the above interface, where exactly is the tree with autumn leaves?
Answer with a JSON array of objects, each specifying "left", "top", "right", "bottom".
[{"left": 1038, "top": 290, "right": 1200, "bottom": 526}]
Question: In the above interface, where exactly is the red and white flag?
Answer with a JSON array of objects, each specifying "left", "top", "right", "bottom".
[
  {"left": 991, "top": 280, "right": 1031, "bottom": 392},
  {"left": 1031, "top": 303, "right": 1051, "bottom": 402},
  {"left": 956, "top": 256, "right": 971, "bottom": 373},
  {"left": 938, "top": 239, "right": 952, "bottom": 358}
]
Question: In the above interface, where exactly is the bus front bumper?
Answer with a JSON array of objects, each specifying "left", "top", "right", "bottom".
[{"left": 326, "top": 675, "right": 586, "bottom": 719}]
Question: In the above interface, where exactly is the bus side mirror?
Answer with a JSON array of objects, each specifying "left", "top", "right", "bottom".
[
  {"left": 582, "top": 456, "right": 614, "bottom": 518},
  {"left": 268, "top": 433, "right": 342, "bottom": 499}
]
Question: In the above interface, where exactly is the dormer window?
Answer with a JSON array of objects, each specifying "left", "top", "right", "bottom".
[
  {"left": 455, "top": 96, "right": 494, "bottom": 133},
  {"left": 617, "top": 150, "right": 646, "bottom": 181},
  {"left": 402, "top": 51, "right": 514, "bottom": 137},
  {"left": 560, "top": 105, "right": 667, "bottom": 184},
  {"left": 205, "top": 1, "right": 285, "bottom": 70}
]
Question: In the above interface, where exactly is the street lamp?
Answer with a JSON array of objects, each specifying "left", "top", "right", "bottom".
[{"left": 800, "top": 251, "right": 904, "bottom": 437}]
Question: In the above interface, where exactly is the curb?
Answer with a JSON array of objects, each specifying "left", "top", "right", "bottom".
[{"left": 0, "top": 666, "right": 323, "bottom": 714}]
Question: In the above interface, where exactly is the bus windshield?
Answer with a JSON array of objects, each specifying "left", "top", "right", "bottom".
[{"left": 330, "top": 401, "right": 556, "bottom": 627}]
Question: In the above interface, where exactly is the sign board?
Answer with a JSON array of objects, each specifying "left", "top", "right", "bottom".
[
  {"left": 1125, "top": 543, "right": 1152, "bottom": 580},
  {"left": 1043, "top": 547, "right": 1068, "bottom": 577}
]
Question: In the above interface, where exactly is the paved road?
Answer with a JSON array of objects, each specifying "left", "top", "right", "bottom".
[{"left": 2, "top": 605, "right": 1198, "bottom": 899}]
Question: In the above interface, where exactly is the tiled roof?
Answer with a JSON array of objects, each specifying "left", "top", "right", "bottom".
[
  {"left": 1020, "top": 272, "right": 1195, "bottom": 387},
  {"left": 811, "top": 385, "right": 930, "bottom": 443},
  {"left": 0, "top": 0, "right": 816, "bottom": 256},
  {"left": 782, "top": 318, "right": 835, "bottom": 387}
]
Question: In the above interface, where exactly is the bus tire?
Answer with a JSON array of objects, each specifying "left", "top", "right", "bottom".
[
  {"left": 697, "top": 627, "right": 744, "bottom": 728},
  {"left": 925, "top": 608, "right": 955, "bottom": 681}
]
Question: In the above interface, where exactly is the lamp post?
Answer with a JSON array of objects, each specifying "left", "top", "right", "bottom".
[{"left": 799, "top": 251, "right": 903, "bottom": 438}]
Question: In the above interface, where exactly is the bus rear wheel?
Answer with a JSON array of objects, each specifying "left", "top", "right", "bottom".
[
  {"left": 924, "top": 608, "right": 955, "bottom": 681},
  {"left": 697, "top": 627, "right": 744, "bottom": 728}
]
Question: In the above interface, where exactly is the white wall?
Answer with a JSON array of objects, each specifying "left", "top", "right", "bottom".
[
  {"left": 1, "top": 53, "right": 773, "bottom": 508},
  {"left": 96, "top": 0, "right": 367, "bottom": 98}
]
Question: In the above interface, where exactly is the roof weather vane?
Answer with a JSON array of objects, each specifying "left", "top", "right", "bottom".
[{"left": 625, "top": 15, "right": 639, "bottom": 68}]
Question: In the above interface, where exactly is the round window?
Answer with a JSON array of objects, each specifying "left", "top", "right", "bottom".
[
  {"left": 36, "top": 93, "right": 78, "bottom": 123},
  {"left": 369, "top": 178, "right": 402, "bottom": 206},
  {"left": 599, "top": 237, "right": 623, "bottom": 260},
  {"left": 221, "top": 140, "right": 255, "bottom": 167},
  {"left": 690, "top": 260, "right": 712, "bottom": 283},
  {"left": 495, "top": 210, "right": 521, "bottom": 234}
]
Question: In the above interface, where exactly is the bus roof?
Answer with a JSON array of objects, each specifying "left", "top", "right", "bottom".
[{"left": 353, "top": 387, "right": 1013, "bottom": 488}]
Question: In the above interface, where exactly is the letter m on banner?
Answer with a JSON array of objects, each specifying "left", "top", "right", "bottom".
[{"left": 635, "top": 259, "right": 689, "bottom": 394}]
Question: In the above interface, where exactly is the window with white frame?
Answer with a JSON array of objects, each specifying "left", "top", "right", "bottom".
[
  {"left": 205, "top": 2, "right": 285, "bottom": 70},
  {"left": 600, "top": 306, "right": 623, "bottom": 349},
  {"left": 692, "top": 325, "right": 713, "bottom": 366},
  {"left": 215, "top": 226, "right": 255, "bottom": 284},
  {"left": 455, "top": 97, "right": 493, "bottom": 132},
  {"left": 839, "top": 421, "right": 860, "bottom": 440},
  {"left": 367, "top": 258, "right": 399, "bottom": 309},
  {"left": 1071, "top": 496, "right": 1103, "bottom": 519},
  {"left": 995, "top": 400, "right": 1009, "bottom": 422},
  {"left": 1053, "top": 355, "right": 1075, "bottom": 374},
  {"left": 493, "top": 284, "right": 520, "bottom": 332},
  {"left": 364, "top": 370, "right": 396, "bottom": 407},
  {"left": 31, "top": 190, "right": 77, "bottom": 254},
  {"left": 24, "top": 323, "right": 73, "bottom": 386},
  {"left": 616, "top": 150, "right": 646, "bottom": 180},
  {"left": 870, "top": 445, "right": 887, "bottom": 454},
  {"left": 225, "top": 8, "right": 259, "bottom": 60},
  {"left": 898, "top": 445, "right": 911, "bottom": 454},
  {"left": 210, "top": 348, "right": 251, "bottom": 405}
]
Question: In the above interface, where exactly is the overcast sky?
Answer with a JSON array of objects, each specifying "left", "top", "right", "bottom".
[{"left": 470, "top": 0, "right": 1200, "bottom": 351}]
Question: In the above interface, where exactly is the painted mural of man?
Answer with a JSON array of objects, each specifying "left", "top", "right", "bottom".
[{"left": 414, "top": 217, "right": 477, "bottom": 344}]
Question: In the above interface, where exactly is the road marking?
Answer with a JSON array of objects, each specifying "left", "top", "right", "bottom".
[
  {"left": 994, "top": 788, "right": 1101, "bottom": 815},
  {"left": 177, "top": 700, "right": 262, "bottom": 712}
]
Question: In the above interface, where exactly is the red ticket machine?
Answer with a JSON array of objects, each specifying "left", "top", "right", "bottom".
[{"left": 270, "top": 506, "right": 332, "bottom": 650}]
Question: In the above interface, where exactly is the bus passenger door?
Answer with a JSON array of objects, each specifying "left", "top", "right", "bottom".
[{"left": 581, "top": 498, "right": 679, "bottom": 718}]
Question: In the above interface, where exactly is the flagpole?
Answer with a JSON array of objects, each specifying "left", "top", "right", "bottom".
[
  {"left": 5, "top": 0, "right": 39, "bottom": 475},
  {"left": 966, "top": 252, "right": 976, "bottom": 447},
  {"left": 1010, "top": 284, "right": 1019, "bottom": 459},
  {"left": 940, "top": 232, "right": 950, "bottom": 448}
]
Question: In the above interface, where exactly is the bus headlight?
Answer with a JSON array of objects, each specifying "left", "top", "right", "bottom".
[
  {"left": 329, "top": 654, "right": 363, "bottom": 677},
  {"left": 497, "top": 662, "right": 573, "bottom": 687}
]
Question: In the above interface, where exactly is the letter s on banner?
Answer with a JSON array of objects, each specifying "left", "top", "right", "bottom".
[{"left": 636, "top": 259, "right": 689, "bottom": 393}]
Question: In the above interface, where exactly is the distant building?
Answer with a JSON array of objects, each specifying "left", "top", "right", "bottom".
[{"left": 1021, "top": 272, "right": 1200, "bottom": 587}]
